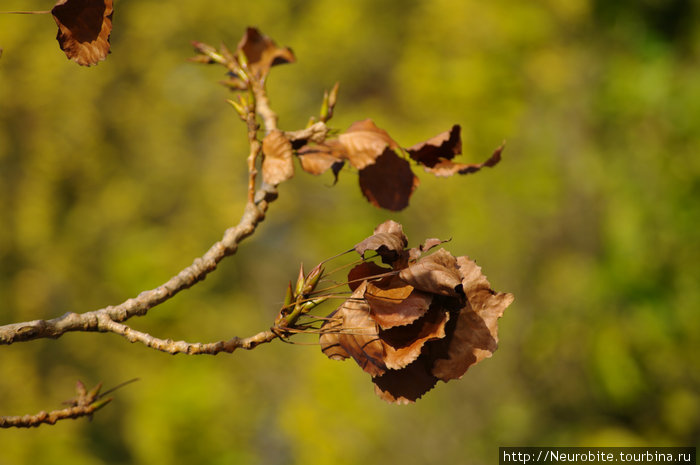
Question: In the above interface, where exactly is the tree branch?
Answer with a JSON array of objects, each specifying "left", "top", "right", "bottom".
[
  {"left": 99, "top": 318, "right": 278, "bottom": 355},
  {"left": 0, "top": 381, "right": 112, "bottom": 429},
  {"left": 0, "top": 184, "right": 278, "bottom": 346}
]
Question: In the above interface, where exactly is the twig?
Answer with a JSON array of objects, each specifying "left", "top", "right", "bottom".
[
  {"left": 0, "top": 381, "right": 111, "bottom": 429},
  {"left": 99, "top": 318, "right": 278, "bottom": 355},
  {"left": 0, "top": 184, "right": 277, "bottom": 346}
]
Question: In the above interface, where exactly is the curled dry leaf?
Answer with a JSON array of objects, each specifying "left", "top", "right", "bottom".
[
  {"left": 261, "top": 129, "right": 294, "bottom": 186},
  {"left": 51, "top": 0, "right": 113, "bottom": 66},
  {"left": 354, "top": 219, "right": 407, "bottom": 263},
  {"left": 237, "top": 27, "right": 295, "bottom": 80},
  {"left": 320, "top": 221, "right": 513, "bottom": 403},
  {"left": 406, "top": 125, "right": 505, "bottom": 178}
]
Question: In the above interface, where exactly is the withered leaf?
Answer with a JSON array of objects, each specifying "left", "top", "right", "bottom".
[
  {"left": 339, "top": 119, "right": 399, "bottom": 170},
  {"left": 359, "top": 149, "right": 419, "bottom": 212},
  {"left": 406, "top": 124, "right": 462, "bottom": 167},
  {"left": 347, "top": 261, "right": 391, "bottom": 292},
  {"left": 354, "top": 220, "right": 408, "bottom": 263},
  {"left": 261, "top": 129, "right": 294, "bottom": 186},
  {"left": 319, "top": 282, "right": 386, "bottom": 377},
  {"left": 423, "top": 144, "right": 504, "bottom": 178},
  {"left": 380, "top": 305, "right": 448, "bottom": 370},
  {"left": 428, "top": 256, "right": 514, "bottom": 381},
  {"left": 373, "top": 356, "right": 438, "bottom": 404},
  {"left": 398, "top": 249, "right": 463, "bottom": 296},
  {"left": 52, "top": 0, "right": 113, "bottom": 66},
  {"left": 237, "top": 27, "right": 295, "bottom": 79},
  {"left": 296, "top": 141, "right": 345, "bottom": 179},
  {"left": 365, "top": 277, "right": 432, "bottom": 329}
]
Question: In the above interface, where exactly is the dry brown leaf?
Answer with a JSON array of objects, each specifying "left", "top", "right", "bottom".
[
  {"left": 320, "top": 282, "right": 386, "bottom": 377},
  {"left": 398, "top": 249, "right": 463, "bottom": 297},
  {"left": 428, "top": 257, "right": 514, "bottom": 381},
  {"left": 354, "top": 220, "right": 408, "bottom": 263},
  {"left": 406, "top": 124, "right": 462, "bottom": 167},
  {"left": 296, "top": 141, "right": 345, "bottom": 179},
  {"left": 380, "top": 305, "right": 449, "bottom": 370},
  {"left": 261, "top": 129, "right": 294, "bottom": 186},
  {"left": 51, "top": 0, "right": 113, "bottom": 66},
  {"left": 423, "top": 144, "right": 504, "bottom": 178},
  {"left": 347, "top": 261, "right": 392, "bottom": 292},
  {"left": 338, "top": 119, "right": 399, "bottom": 169},
  {"left": 237, "top": 27, "right": 295, "bottom": 79},
  {"left": 359, "top": 149, "right": 419, "bottom": 212},
  {"left": 372, "top": 356, "right": 438, "bottom": 404},
  {"left": 365, "top": 277, "right": 432, "bottom": 329}
]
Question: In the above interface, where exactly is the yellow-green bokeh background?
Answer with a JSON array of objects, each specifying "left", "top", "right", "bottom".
[{"left": 1, "top": 0, "right": 699, "bottom": 464}]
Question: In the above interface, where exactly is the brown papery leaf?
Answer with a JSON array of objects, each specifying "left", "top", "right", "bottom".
[
  {"left": 354, "top": 220, "right": 408, "bottom": 263},
  {"left": 347, "top": 261, "right": 392, "bottom": 292},
  {"left": 359, "top": 149, "right": 419, "bottom": 212},
  {"left": 237, "top": 27, "right": 295, "bottom": 79},
  {"left": 261, "top": 129, "right": 294, "bottom": 186},
  {"left": 398, "top": 249, "right": 463, "bottom": 297},
  {"left": 406, "top": 124, "right": 462, "bottom": 167},
  {"left": 423, "top": 144, "right": 505, "bottom": 178},
  {"left": 372, "top": 356, "right": 438, "bottom": 404},
  {"left": 296, "top": 141, "right": 345, "bottom": 179},
  {"left": 428, "top": 256, "right": 514, "bottom": 381},
  {"left": 338, "top": 119, "right": 399, "bottom": 170},
  {"left": 319, "top": 282, "right": 386, "bottom": 377},
  {"left": 380, "top": 305, "right": 449, "bottom": 370},
  {"left": 365, "top": 277, "right": 432, "bottom": 329},
  {"left": 52, "top": 0, "right": 113, "bottom": 66}
]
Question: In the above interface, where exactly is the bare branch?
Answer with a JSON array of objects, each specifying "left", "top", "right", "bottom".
[
  {"left": 0, "top": 381, "right": 111, "bottom": 429},
  {"left": 0, "top": 184, "right": 278, "bottom": 346},
  {"left": 99, "top": 318, "right": 278, "bottom": 355}
]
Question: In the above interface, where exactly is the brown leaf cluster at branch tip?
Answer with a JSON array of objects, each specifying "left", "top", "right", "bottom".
[
  {"left": 320, "top": 221, "right": 514, "bottom": 404},
  {"left": 297, "top": 120, "right": 504, "bottom": 211},
  {"left": 51, "top": 0, "right": 113, "bottom": 66},
  {"left": 192, "top": 28, "right": 504, "bottom": 209}
]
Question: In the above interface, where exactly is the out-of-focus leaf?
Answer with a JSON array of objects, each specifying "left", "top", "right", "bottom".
[
  {"left": 237, "top": 27, "right": 295, "bottom": 79},
  {"left": 359, "top": 149, "right": 419, "bottom": 211},
  {"left": 424, "top": 144, "right": 504, "bottom": 178},
  {"left": 296, "top": 141, "right": 345, "bottom": 179},
  {"left": 261, "top": 129, "right": 294, "bottom": 186},
  {"left": 338, "top": 119, "right": 399, "bottom": 169},
  {"left": 406, "top": 124, "right": 462, "bottom": 167},
  {"left": 51, "top": 0, "right": 113, "bottom": 66},
  {"left": 406, "top": 125, "right": 504, "bottom": 178}
]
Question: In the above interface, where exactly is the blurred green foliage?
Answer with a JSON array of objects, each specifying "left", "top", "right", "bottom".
[{"left": 1, "top": 0, "right": 699, "bottom": 463}]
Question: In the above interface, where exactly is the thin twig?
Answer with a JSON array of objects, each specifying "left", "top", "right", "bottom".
[
  {"left": 0, "top": 381, "right": 111, "bottom": 429},
  {"left": 99, "top": 318, "right": 278, "bottom": 355},
  {"left": 0, "top": 183, "right": 277, "bottom": 346}
]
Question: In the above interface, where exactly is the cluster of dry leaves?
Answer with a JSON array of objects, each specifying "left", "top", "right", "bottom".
[
  {"left": 319, "top": 221, "right": 514, "bottom": 403},
  {"left": 198, "top": 28, "right": 505, "bottom": 211}
]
